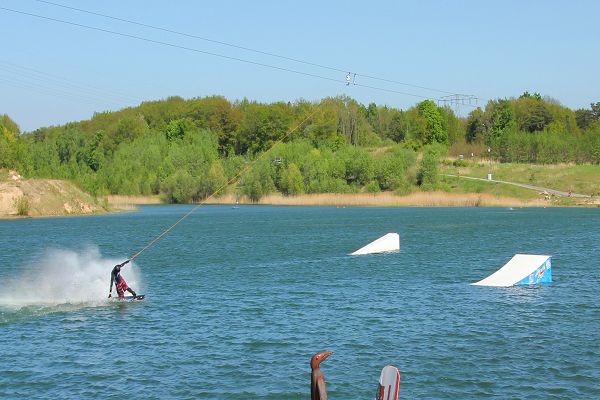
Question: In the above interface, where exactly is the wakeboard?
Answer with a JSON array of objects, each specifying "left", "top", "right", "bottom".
[
  {"left": 120, "top": 294, "right": 145, "bottom": 302},
  {"left": 376, "top": 365, "right": 400, "bottom": 400}
]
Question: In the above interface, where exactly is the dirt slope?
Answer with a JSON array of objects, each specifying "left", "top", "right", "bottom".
[{"left": 0, "top": 170, "right": 109, "bottom": 217}]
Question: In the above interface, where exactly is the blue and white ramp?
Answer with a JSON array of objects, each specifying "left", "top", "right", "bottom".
[
  {"left": 350, "top": 233, "right": 400, "bottom": 256},
  {"left": 472, "top": 254, "right": 552, "bottom": 287}
]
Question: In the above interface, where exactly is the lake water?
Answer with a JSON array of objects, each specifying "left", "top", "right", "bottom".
[{"left": 1, "top": 206, "right": 599, "bottom": 399}]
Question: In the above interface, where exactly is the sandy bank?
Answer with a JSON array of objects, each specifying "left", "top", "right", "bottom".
[{"left": 0, "top": 171, "right": 109, "bottom": 218}]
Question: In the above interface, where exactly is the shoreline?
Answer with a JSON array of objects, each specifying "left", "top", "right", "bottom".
[
  {"left": 110, "top": 192, "right": 550, "bottom": 208},
  {"left": 4, "top": 191, "right": 598, "bottom": 220}
]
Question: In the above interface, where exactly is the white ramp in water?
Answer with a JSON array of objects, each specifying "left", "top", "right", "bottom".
[
  {"left": 350, "top": 233, "right": 400, "bottom": 255},
  {"left": 472, "top": 254, "right": 552, "bottom": 287}
]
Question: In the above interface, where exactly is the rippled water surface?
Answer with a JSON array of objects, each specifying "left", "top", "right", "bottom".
[{"left": 1, "top": 206, "right": 599, "bottom": 399}]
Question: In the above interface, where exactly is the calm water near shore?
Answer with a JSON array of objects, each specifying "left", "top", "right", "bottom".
[{"left": 1, "top": 205, "right": 599, "bottom": 399}]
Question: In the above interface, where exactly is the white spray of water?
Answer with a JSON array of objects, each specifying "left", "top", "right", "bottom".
[{"left": 0, "top": 246, "right": 141, "bottom": 307}]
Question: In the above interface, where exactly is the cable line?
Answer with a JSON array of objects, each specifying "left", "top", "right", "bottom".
[
  {"left": 1, "top": 6, "right": 440, "bottom": 101},
  {"left": 31, "top": 0, "right": 461, "bottom": 96}
]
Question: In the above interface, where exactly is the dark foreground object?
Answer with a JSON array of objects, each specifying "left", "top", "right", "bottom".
[{"left": 310, "top": 351, "right": 332, "bottom": 400}]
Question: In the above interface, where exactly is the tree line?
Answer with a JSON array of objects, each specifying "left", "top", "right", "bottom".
[
  {"left": 464, "top": 93, "right": 600, "bottom": 163},
  {"left": 0, "top": 94, "right": 598, "bottom": 202}
]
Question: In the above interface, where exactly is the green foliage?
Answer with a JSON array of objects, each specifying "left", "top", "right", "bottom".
[
  {"left": 388, "top": 110, "right": 407, "bottom": 142},
  {"left": 489, "top": 100, "right": 515, "bottom": 146},
  {"left": 417, "top": 146, "right": 441, "bottom": 190},
  {"left": 440, "top": 107, "right": 463, "bottom": 145},
  {"left": 575, "top": 102, "right": 600, "bottom": 130},
  {"left": 452, "top": 159, "right": 468, "bottom": 167},
  {"left": 279, "top": 163, "right": 304, "bottom": 195},
  {"left": 185, "top": 96, "right": 242, "bottom": 155},
  {"left": 365, "top": 180, "right": 381, "bottom": 193},
  {"left": 575, "top": 109, "right": 595, "bottom": 130},
  {"left": 199, "top": 161, "right": 227, "bottom": 199},
  {"left": 114, "top": 116, "right": 148, "bottom": 143},
  {"left": 14, "top": 196, "right": 30, "bottom": 216},
  {"left": 520, "top": 91, "right": 542, "bottom": 100},
  {"left": 237, "top": 102, "right": 293, "bottom": 155},
  {"left": 514, "top": 97, "right": 553, "bottom": 132},
  {"left": 302, "top": 104, "right": 345, "bottom": 150},
  {"left": 84, "top": 131, "right": 106, "bottom": 172},
  {"left": 161, "top": 170, "right": 197, "bottom": 203},
  {"left": 417, "top": 100, "right": 448, "bottom": 145},
  {"left": 0, "top": 114, "right": 20, "bottom": 138},
  {"left": 0, "top": 114, "right": 20, "bottom": 168},
  {"left": 338, "top": 146, "right": 374, "bottom": 186},
  {"left": 165, "top": 118, "right": 195, "bottom": 142},
  {"left": 222, "top": 155, "right": 246, "bottom": 181},
  {"left": 374, "top": 146, "right": 415, "bottom": 191},
  {"left": 6, "top": 93, "right": 600, "bottom": 203},
  {"left": 240, "top": 161, "right": 275, "bottom": 202},
  {"left": 592, "top": 102, "right": 600, "bottom": 120},
  {"left": 583, "top": 126, "right": 600, "bottom": 164}
]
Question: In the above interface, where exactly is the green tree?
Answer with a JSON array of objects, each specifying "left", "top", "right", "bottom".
[
  {"left": 465, "top": 108, "right": 486, "bottom": 143},
  {"left": 185, "top": 96, "right": 242, "bottom": 155},
  {"left": 417, "top": 146, "right": 440, "bottom": 190},
  {"left": 165, "top": 118, "right": 195, "bottom": 142},
  {"left": 417, "top": 100, "right": 448, "bottom": 145},
  {"left": 279, "top": 163, "right": 304, "bottom": 195},
  {"left": 302, "top": 103, "right": 344, "bottom": 150},
  {"left": 198, "top": 161, "right": 227, "bottom": 199},
  {"left": 488, "top": 100, "right": 515, "bottom": 147},
  {"left": 591, "top": 102, "right": 600, "bottom": 120},
  {"left": 114, "top": 116, "right": 148, "bottom": 143},
  {"left": 374, "top": 147, "right": 413, "bottom": 191},
  {"left": 575, "top": 109, "right": 595, "bottom": 130},
  {"left": 576, "top": 102, "right": 600, "bottom": 130},
  {"left": 161, "top": 170, "right": 197, "bottom": 203},
  {"left": 515, "top": 97, "right": 553, "bottom": 132},
  {"left": 240, "top": 161, "right": 275, "bottom": 201},
  {"left": 237, "top": 102, "right": 293, "bottom": 155},
  {"left": 388, "top": 110, "right": 407, "bottom": 143},
  {"left": 84, "top": 131, "right": 106, "bottom": 172},
  {"left": 339, "top": 146, "right": 374, "bottom": 186},
  {"left": 519, "top": 91, "right": 542, "bottom": 100},
  {"left": 0, "top": 114, "right": 20, "bottom": 168}
]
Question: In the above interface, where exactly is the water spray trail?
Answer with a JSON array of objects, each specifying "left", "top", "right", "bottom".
[{"left": 0, "top": 246, "right": 141, "bottom": 307}]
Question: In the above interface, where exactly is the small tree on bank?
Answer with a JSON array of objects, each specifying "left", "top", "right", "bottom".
[{"left": 417, "top": 146, "right": 441, "bottom": 190}]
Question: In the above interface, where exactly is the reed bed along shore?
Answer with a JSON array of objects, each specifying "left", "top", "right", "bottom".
[
  {"left": 104, "top": 195, "right": 162, "bottom": 210},
  {"left": 210, "top": 192, "right": 547, "bottom": 207},
  {"left": 105, "top": 192, "right": 551, "bottom": 208}
]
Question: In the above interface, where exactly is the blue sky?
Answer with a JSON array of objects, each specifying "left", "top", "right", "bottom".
[{"left": 1, "top": 0, "right": 599, "bottom": 132}]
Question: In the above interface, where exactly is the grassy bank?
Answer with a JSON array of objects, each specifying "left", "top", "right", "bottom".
[{"left": 441, "top": 160, "right": 600, "bottom": 197}]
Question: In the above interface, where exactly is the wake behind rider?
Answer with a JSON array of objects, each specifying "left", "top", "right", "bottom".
[{"left": 109, "top": 260, "right": 137, "bottom": 299}]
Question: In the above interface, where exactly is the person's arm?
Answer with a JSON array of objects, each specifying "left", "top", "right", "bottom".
[
  {"left": 108, "top": 270, "right": 115, "bottom": 298},
  {"left": 118, "top": 260, "right": 130, "bottom": 268}
]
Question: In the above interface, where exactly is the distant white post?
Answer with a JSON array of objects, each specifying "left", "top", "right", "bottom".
[{"left": 487, "top": 147, "right": 492, "bottom": 180}]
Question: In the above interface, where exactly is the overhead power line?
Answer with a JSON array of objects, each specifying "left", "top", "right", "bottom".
[
  {"left": 31, "top": 0, "right": 462, "bottom": 96},
  {"left": 0, "top": 6, "right": 438, "bottom": 101},
  {"left": 0, "top": 75, "right": 120, "bottom": 107},
  {"left": 0, "top": 59, "right": 140, "bottom": 105}
]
